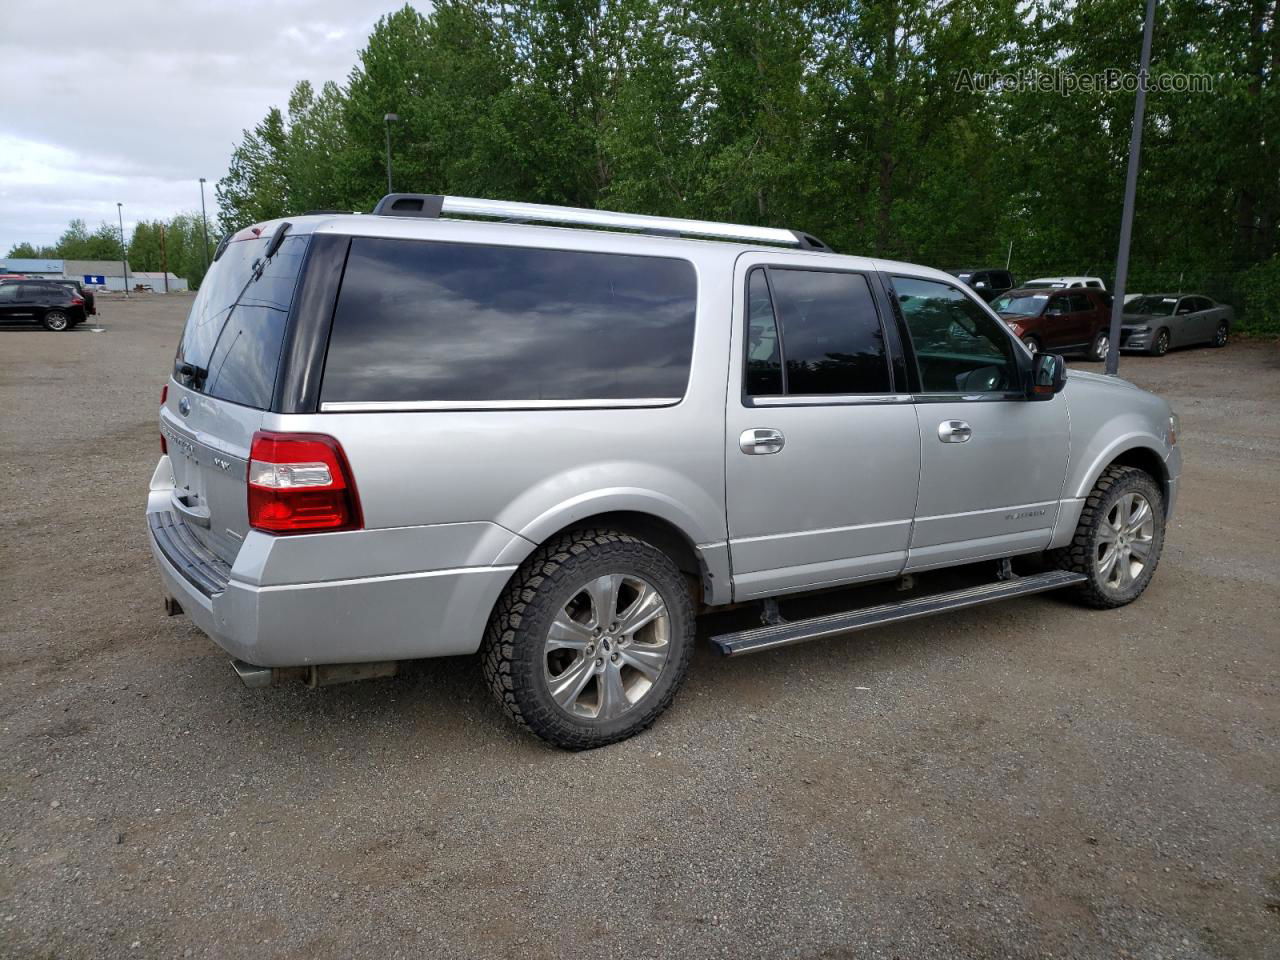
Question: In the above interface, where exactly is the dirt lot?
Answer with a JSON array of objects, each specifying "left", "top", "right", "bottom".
[{"left": 1, "top": 295, "right": 1277, "bottom": 960}]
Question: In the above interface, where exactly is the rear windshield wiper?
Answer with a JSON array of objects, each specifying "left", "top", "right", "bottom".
[
  {"left": 176, "top": 361, "right": 208, "bottom": 385},
  {"left": 252, "top": 222, "right": 292, "bottom": 281}
]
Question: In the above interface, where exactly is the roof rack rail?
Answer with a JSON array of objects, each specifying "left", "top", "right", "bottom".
[{"left": 371, "top": 194, "right": 831, "bottom": 251}]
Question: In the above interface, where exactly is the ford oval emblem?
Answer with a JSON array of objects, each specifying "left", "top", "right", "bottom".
[{"left": 178, "top": 396, "right": 191, "bottom": 417}]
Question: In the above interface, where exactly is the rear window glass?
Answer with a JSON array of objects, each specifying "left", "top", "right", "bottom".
[
  {"left": 173, "top": 233, "right": 308, "bottom": 409},
  {"left": 320, "top": 238, "right": 697, "bottom": 406}
]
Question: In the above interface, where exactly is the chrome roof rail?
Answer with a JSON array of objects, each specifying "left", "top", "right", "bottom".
[{"left": 371, "top": 194, "right": 831, "bottom": 251}]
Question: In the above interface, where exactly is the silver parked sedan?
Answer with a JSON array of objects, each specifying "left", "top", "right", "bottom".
[{"left": 1120, "top": 293, "right": 1233, "bottom": 356}]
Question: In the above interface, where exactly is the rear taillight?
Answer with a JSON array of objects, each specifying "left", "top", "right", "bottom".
[
  {"left": 160, "top": 384, "right": 168, "bottom": 454},
  {"left": 71, "top": 296, "right": 84, "bottom": 305},
  {"left": 247, "top": 431, "right": 362, "bottom": 534}
]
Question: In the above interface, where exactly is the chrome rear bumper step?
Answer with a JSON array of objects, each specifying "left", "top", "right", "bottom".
[{"left": 710, "top": 570, "right": 1088, "bottom": 657}]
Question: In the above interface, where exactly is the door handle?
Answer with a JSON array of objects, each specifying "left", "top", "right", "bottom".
[
  {"left": 171, "top": 491, "right": 212, "bottom": 528},
  {"left": 938, "top": 420, "right": 972, "bottom": 443},
  {"left": 740, "top": 428, "right": 785, "bottom": 455}
]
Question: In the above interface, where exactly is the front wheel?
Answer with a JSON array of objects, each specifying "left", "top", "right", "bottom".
[
  {"left": 1088, "top": 330, "right": 1110, "bottom": 362},
  {"left": 1211, "top": 322, "right": 1229, "bottom": 348},
  {"left": 1022, "top": 335, "right": 1040, "bottom": 355},
  {"left": 1149, "top": 328, "right": 1170, "bottom": 356},
  {"left": 42, "top": 310, "right": 70, "bottom": 332},
  {"left": 1051, "top": 465, "right": 1165, "bottom": 609},
  {"left": 480, "top": 528, "right": 695, "bottom": 750}
]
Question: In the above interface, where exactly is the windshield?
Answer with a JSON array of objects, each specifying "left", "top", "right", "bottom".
[
  {"left": 173, "top": 231, "right": 308, "bottom": 409},
  {"left": 1126, "top": 296, "right": 1177, "bottom": 316},
  {"left": 990, "top": 293, "right": 1048, "bottom": 316}
]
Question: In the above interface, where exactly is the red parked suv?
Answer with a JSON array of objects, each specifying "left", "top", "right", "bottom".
[{"left": 990, "top": 287, "right": 1112, "bottom": 361}]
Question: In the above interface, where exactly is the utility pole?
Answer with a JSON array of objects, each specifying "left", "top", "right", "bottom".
[
  {"left": 1105, "top": 0, "right": 1157, "bottom": 376},
  {"left": 198, "top": 178, "right": 211, "bottom": 277},
  {"left": 384, "top": 113, "right": 399, "bottom": 194},
  {"left": 160, "top": 222, "right": 169, "bottom": 294},
  {"left": 117, "top": 202, "right": 130, "bottom": 297}
]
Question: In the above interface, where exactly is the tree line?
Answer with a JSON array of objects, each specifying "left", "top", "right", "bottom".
[
  {"left": 213, "top": 0, "right": 1272, "bottom": 333},
  {"left": 7, "top": 214, "right": 215, "bottom": 289}
]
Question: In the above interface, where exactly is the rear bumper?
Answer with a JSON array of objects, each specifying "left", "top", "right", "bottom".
[{"left": 146, "top": 462, "right": 519, "bottom": 668}]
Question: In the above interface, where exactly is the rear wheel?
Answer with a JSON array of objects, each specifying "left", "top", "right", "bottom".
[
  {"left": 1052, "top": 465, "right": 1165, "bottom": 609},
  {"left": 480, "top": 528, "right": 695, "bottom": 750},
  {"left": 1149, "top": 328, "right": 1170, "bottom": 356},
  {"left": 1211, "top": 322, "right": 1229, "bottom": 348},
  {"left": 1022, "top": 335, "right": 1040, "bottom": 355},
  {"left": 1088, "top": 330, "right": 1109, "bottom": 362},
  {"left": 42, "top": 310, "right": 70, "bottom": 332}
]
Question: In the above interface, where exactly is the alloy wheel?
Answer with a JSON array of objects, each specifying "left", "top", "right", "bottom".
[
  {"left": 1095, "top": 492, "right": 1155, "bottom": 591},
  {"left": 45, "top": 311, "right": 68, "bottom": 331},
  {"left": 1215, "top": 323, "right": 1228, "bottom": 346},
  {"left": 543, "top": 573, "right": 671, "bottom": 721},
  {"left": 1023, "top": 337, "right": 1038, "bottom": 354},
  {"left": 1093, "top": 335, "right": 1109, "bottom": 361}
]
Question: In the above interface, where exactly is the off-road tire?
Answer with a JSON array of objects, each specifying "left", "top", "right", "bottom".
[
  {"left": 480, "top": 528, "right": 695, "bottom": 750},
  {"left": 1149, "top": 328, "right": 1170, "bottom": 356},
  {"left": 1051, "top": 465, "right": 1165, "bottom": 609}
]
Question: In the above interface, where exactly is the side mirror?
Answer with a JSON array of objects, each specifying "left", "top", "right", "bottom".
[{"left": 1029, "top": 352, "right": 1067, "bottom": 400}]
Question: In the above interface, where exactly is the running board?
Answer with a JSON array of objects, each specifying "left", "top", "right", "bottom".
[{"left": 710, "top": 570, "right": 1088, "bottom": 657}]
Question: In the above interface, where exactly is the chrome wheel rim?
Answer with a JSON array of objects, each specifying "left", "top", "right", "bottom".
[
  {"left": 1155, "top": 331, "right": 1168, "bottom": 354},
  {"left": 1094, "top": 335, "right": 1109, "bottom": 360},
  {"left": 1215, "top": 324, "right": 1227, "bottom": 346},
  {"left": 46, "top": 311, "right": 68, "bottom": 331},
  {"left": 543, "top": 574, "right": 671, "bottom": 721},
  {"left": 1023, "top": 337, "right": 1038, "bottom": 354},
  {"left": 1096, "top": 492, "right": 1155, "bottom": 591}
]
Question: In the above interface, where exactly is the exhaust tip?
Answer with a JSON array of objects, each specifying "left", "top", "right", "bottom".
[{"left": 230, "top": 658, "right": 273, "bottom": 689}]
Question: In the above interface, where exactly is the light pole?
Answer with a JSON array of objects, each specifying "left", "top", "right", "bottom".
[
  {"left": 198, "top": 177, "right": 211, "bottom": 276},
  {"left": 384, "top": 113, "right": 399, "bottom": 194},
  {"left": 116, "top": 202, "right": 130, "bottom": 297},
  {"left": 1104, "top": 0, "right": 1157, "bottom": 375}
]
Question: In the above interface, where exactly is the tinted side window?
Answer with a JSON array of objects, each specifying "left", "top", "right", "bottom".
[
  {"left": 893, "top": 276, "right": 1018, "bottom": 394},
  {"left": 321, "top": 238, "right": 697, "bottom": 405},
  {"left": 0, "top": 284, "right": 16, "bottom": 301},
  {"left": 763, "top": 268, "right": 890, "bottom": 395},
  {"left": 1069, "top": 293, "right": 1092, "bottom": 312},
  {"left": 746, "top": 270, "right": 783, "bottom": 396}
]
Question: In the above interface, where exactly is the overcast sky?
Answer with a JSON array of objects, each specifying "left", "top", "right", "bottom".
[{"left": 0, "top": 1, "right": 428, "bottom": 257}]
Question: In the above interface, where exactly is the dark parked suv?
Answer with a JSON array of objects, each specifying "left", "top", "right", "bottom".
[
  {"left": 0, "top": 279, "right": 87, "bottom": 331},
  {"left": 950, "top": 268, "right": 1015, "bottom": 302},
  {"left": 990, "top": 287, "right": 1112, "bottom": 361}
]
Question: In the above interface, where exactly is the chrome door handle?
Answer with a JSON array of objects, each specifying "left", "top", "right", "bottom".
[
  {"left": 938, "top": 420, "right": 972, "bottom": 443},
  {"left": 740, "top": 428, "right": 785, "bottom": 455}
]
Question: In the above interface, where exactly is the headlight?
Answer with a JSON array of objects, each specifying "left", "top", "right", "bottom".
[{"left": 1168, "top": 412, "right": 1180, "bottom": 445}]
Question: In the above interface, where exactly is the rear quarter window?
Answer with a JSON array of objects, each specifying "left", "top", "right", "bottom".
[{"left": 320, "top": 238, "right": 698, "bottom": 406}]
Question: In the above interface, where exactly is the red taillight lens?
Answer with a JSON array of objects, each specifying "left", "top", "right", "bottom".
[
  {"left": 247, "top": 431, "right": 362, "bottom": 534},
  {"left": 71, "top": 296, "right": 84, "bottom": 305},
  {"left": 160, "top": 384, "right": 168, "bottom": 454}
]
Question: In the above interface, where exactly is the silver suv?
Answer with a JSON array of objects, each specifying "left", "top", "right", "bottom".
[{"left": 147, "top": 195, "right": 1181, "bottom": 749}]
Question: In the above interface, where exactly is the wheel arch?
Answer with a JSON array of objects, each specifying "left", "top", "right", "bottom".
[
  {"left": 1074, "top": 439, "right": 1171, "bottom": 516},
  {"left": 493, "top": 506, "right": 731, "bottom": 607}
]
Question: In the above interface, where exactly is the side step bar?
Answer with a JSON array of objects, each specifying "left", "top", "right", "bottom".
[{"left": 710, "top": 570, "right": 1088, "bottom": 657}]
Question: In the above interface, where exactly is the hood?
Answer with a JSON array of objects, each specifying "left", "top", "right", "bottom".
[
  {"left": 1120, "top": 313, "right": 1155, "bottom": 326},
  {"left": 1066, "top": 367, "right": 1141, "bottom": 392},
  {"left": 999, "top": 312, "right": 1038, "bottom": 324}
]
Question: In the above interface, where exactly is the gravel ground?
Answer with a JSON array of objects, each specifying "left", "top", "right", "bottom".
[{"left": 1, "top": 296, "right": 1277, "bottom": 960}]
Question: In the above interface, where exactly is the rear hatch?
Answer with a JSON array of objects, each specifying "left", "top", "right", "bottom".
[{"left": 161, "top": 224, "right": 309, "bottom": 565}]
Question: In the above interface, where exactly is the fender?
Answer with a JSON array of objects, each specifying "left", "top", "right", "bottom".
[
  {"left": 490, "top": 474, "right": 732, "bottom": 604},
  {"left": 1069, "top": 429, "right": 1170, "bottom": 501}
]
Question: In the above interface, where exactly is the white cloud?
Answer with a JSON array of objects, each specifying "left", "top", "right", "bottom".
[{"left": 0, "top": 0, "right": 429, "bottom": 254}]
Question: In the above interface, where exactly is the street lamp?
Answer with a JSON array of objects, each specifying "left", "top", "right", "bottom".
[
  {"left": 1104, "top": 0, "right": 1157, "bottom": 375},
  {"left": 198, "top": 177, "right": 211, "bottom": 275},
  {"left": 384, "top": 113, "right": 399, "bottom": 194},
  {"left": 116, "top": 202, "right": 130, "bottom": 297}
]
